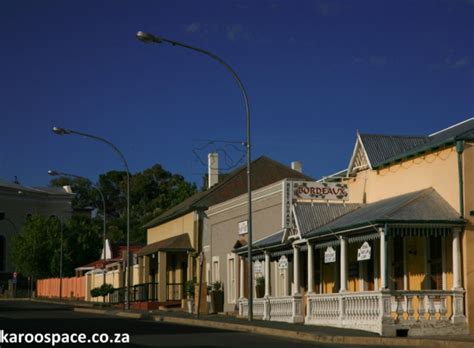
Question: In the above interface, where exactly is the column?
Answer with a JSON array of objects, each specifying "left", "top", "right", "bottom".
[
  {"left": 158, "top": 252, "right": 167, "bottom": 302},
  {"left": 264, "top": 252, "right": 271, "bottom": 297},
  {"left": 307, "top": 242, "right": 315, "bottom": 294},
  {"left": 379, "top": 228, "right": 387, "bottom": 290},
  {"left": 239, "top": 256, "right": 245, "bottom": 298},
  {"left": 452, "top": 228, "right": 462, "bottom": 290},
  {"left": 293, "top": 245, "right": 300, "bottom": 295},
  {"left": 340, "top": 237, "right": 348, "bottom": 292}
]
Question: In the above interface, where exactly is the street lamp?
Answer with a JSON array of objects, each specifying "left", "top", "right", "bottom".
[
  {"left": 48, "top": 170, "right": 108, "bottom": 290},
  {"left": 51, "top": 127, "right": 132, "bottom": 309},
  {"left": 136, "top": 31, "right": 254, "bottom": 320}
]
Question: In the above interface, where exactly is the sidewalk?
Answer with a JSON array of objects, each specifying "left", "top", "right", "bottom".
[{"left": 68, "top": 303, "right": 474, "bottom": 348}]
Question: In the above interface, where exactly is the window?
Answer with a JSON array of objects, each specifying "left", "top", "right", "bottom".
[
  {"left": 227, "top": 254, "right": 236, "bottom": 304},
  {"left": 212, "top": 256, "right": 220, "bottom": 283}
]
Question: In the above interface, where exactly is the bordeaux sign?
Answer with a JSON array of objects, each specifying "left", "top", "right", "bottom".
[{"left": 293, "top": 182, "right": 349, "bottom": 201}]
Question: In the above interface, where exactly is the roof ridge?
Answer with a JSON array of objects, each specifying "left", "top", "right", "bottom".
[
  {"left": 359, "top": 133, "right": 428, "bottom": 139},
  {"left": 429, "top": 117, "right": 474, "bottom": 137}
]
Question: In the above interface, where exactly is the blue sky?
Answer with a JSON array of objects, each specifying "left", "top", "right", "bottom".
[{"left": 1, "top": 0, "right": 473, "bottom": 187}]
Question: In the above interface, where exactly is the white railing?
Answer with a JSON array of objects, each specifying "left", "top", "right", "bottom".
[
  {"left": 306, "top": 291, "right": 390, "bottom": 334},
  {"left": 238, "top": 295, "right": 304, "bottom": 323},
  {"left": 238, "top": 298, "right": 265, "bottom": 318},
  {"left": 391, "top": 290, "right": 465, "bottom": 323},
  {"left": 306, "top": 290, "right": 467, "bottom": 336}
]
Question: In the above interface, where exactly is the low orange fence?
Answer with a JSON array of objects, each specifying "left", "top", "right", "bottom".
[{"left": 36, "top": 276, "right": 85, "bottom": 300}]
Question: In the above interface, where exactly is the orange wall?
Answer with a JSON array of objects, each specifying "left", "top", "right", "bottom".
[{"left": 37, "top": 277, "right": 85, "bottom": 299}]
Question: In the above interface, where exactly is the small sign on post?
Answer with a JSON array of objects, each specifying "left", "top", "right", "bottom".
[
  {"left": 357, "top": 242, "right": 371, "bottom": 261},
  {"left": 324, "top": 247, "right": 336, "bottom": 264}
]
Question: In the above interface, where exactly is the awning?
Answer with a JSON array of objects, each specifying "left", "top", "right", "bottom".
[
  {"left": 305, "top": 188, "right": 465, "bottom": 239},
  {"left": 137, "top": 233, "right": 194, "bottom": 256}
]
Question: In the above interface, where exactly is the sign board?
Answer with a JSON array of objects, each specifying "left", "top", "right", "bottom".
[
  {"left": 282, "top": 180, "right": 295, "bottom": 229},
  {"left": 253, "top": 260, "right": 262, "bottom": 275},
  {"left": 293, "top": 182, "right": 349, "bottom": 201},
  {"left": 238, "top": 221, "right": 248, "bottom": 235},
  {"left": 324, "top": 247, "right": 336, "bottom": 264},
  {"left": 278, "top": 255, "right": 288, "bottom": 270},
  {"left": 357, "top": 242, "right": 371, "bottom": 261}
]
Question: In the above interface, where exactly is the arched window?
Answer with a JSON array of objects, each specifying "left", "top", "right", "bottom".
[{"left": 0, "top": 236, "right": 5, "bottom": 271}]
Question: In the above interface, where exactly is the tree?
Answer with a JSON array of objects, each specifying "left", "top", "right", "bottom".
[
  {"left": 11, "top": 215, "right": 102, "bottom": 278},
  {"left": 10, "top": 215, "right": 59, "bottom": 279},
  {"left": 50, "top": 164, "right": 197, "bottom": 245}
]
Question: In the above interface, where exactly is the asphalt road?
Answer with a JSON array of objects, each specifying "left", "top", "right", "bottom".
[{"left": 0, "top": 300, "right": 376, "bottom": 348}]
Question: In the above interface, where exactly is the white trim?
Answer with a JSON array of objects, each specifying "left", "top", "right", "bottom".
[
  {"left": 347, "top": 133, "right": 372, "bottom": 176},
  {"left": 347, "top": 135, "right": 360, "bottom": 176},
  {"left": 358, "top": 133, "right": 373, "bottom": 169},
  {"left": 227, "top": 253, "right": 237, "bottom": 304},
  {"left": 318, "top": 168, "right": 348, "bottom": 182},
  {"left": 429, "top": 117, "right": 474, "bottom": 137},
  {"left": 291, "top": 204, "right": 302, "bottom": 240},
  {"left": 212, "top": 256, "right": 220, "bottom": 283}
]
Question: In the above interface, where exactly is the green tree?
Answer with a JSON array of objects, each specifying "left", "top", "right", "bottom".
[
  {"left": 10, "top": 215, "right": 59, "bottom": 279},
  {"left": 11, "top": 215, "right": 102, "bottom": 278},
  {"left": 50, "top": 165, "right": 197, "bottom": 245}
]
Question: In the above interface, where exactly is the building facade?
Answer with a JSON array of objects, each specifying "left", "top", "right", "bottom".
[
  {"left": 237, "top": 118, "right": 474, "bottom": 336},
  {"left": 0, "top": 179, "right": 74, "bottom": 279}
]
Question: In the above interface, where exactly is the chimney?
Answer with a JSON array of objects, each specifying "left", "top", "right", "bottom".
[
  {"left": 291, "top": 161, "right": 302, "bottom": 173},
  {"left": 208, "top": 152, "right": 219, "bottom": 189}
]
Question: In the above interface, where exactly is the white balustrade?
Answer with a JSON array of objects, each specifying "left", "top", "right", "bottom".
[{"left": 241, "top": 289, "right": 466, "bottom": 336}]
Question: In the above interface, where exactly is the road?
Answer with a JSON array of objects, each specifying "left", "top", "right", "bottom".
[{"left": 0, "top": 300, "right": 376, "bottom": 347}]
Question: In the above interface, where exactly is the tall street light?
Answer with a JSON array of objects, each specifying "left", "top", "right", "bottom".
[
  {"left": 51, "top": 127, "right": 132, "bottom": 309},
  {"left": 135, "top": 31, "right": 254, "bottom": 320},
  {"left": 48, "top": 170, "right": 108, "bottom": 291}
]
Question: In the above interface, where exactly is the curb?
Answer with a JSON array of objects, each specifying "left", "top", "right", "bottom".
[{"left": 73, "top": 307, "right": 474, "bottom": 348}]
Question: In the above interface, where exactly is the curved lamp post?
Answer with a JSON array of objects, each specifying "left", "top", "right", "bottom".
[
  {"left": 51, "top": 127, "right": 131, "bottom": 309},
  {"left": 48, "top": 170, "right": 108, "bottom": 290},
  {"left": 135, "top": 31, "right": 254, "bottom": 320}
]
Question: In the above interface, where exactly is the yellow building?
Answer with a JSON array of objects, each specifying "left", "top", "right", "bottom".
[{"left": 238, "top": 118, "right": 474, "bottom": 336}]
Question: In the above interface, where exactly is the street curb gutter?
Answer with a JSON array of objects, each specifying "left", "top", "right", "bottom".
[{"left": 73, "top": 308, "right": 474, "bottom": 348}]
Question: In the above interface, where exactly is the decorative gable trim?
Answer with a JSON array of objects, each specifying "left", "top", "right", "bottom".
[{"left": 347, "top": 132, "right": 372, "bottom": 176}]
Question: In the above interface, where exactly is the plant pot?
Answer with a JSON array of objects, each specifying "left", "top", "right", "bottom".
[
  {"left": 210, "top": 291, "right": 224, "bottom": 313},
  {"left": 187, "top": 299, "right": 195, "bottom": 314}
]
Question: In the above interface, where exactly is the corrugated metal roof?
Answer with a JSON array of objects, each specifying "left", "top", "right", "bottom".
[
  {"left": 0, "top": 178, "right": 73, "bottom": 196},
  {"left": 359, "top": 134, "right": 429, "bottom": 167},
  {"left": 143, "top": 156, "right": 314, "bottom": 228},
  {"left": 294, "top": 202, "right": 362, "bottom": 236},
  {"left": 305, "top": 188, "right": 463, "bottom": 238},
  {"left": 235, "top": 230, "right": 286, "bottom": 254},
  {"left": 137, "top": 233, "right": 193, "bottom": 256},
  {"left": 368, "top": 118, "right": 474, "bottom": 168}
]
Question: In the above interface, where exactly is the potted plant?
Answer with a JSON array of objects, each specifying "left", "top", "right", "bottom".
[
  {"left": 184, "top": 280, "right": 195, "bottom": 313},
  {"left": 210, "top": 281, "right": 224, "bottom": 313},
  {"left": 255, "top": 276, "right": 265, "bottom": 298}
]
